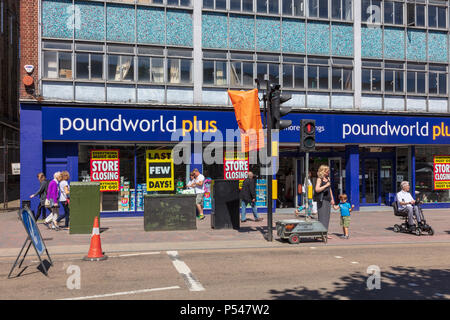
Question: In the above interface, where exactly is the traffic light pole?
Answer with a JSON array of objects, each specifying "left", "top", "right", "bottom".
[
  {"left": 304, "top": 151, "right": 309, "bottom": 219},
  {"left": 266, "top": 82, "right": 273, "bottom": 242}
]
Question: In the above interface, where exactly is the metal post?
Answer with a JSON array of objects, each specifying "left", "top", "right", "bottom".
[
  {"left": 3, "top": 128, "right": 7, "bottom": 210},
  {"left": 304, "top": 152, "right": 309, "bottom": 219},
  {"left": 266, "top": 80, "right": 273, "bottom": 242}
]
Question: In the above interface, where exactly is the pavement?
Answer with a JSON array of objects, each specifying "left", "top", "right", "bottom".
[{"left": 1, "top": 206, "right": 449, "bottom": 258}]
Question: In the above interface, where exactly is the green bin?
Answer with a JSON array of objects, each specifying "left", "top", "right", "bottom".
[{"left": 69, "top": 182, "right": 101, "bottom": 234}]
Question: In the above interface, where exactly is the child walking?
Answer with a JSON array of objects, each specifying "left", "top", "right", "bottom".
[{"left": 333, "top": 194, "right": 354, "bottom": 239}]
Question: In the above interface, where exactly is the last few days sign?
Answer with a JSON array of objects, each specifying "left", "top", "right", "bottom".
[
  {"left": 90, "top": 150, "right": 120, "bottom": 192},
  {"left": 433, "top": 155, "right": 450, "bottom": 190},
  {"left": 146, "top": 150, "right": 174, "bottom": 191}
]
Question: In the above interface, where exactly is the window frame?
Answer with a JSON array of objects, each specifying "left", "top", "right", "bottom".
[
  {"left": 203, "top": 52, "right": 229, "bottom": 87},
  {"left": 331, "top": 0, "right": 353, "bottom": 21},
  {"left": 42, "top": 42, "right": 74, "bottom": 80},
  {"left": 282, "top": 0, "right": 306, "bottom": 17}
]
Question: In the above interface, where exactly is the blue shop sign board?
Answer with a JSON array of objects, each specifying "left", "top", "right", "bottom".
[{"left": 41, "top": 106, "right": 450, "bottom": 145}]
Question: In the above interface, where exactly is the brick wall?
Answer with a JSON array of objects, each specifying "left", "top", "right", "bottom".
[{"left": 19, "top": 0, "right": 39, "bottom": 100}]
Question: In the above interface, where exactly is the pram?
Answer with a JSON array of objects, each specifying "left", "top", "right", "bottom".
[{"left": 392, "top": 198, "right": 434, "bottom": 236}]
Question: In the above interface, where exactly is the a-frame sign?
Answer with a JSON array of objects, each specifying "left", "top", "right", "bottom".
[{"left": 8, "top": 208, "right": 53, "bottom": 278}]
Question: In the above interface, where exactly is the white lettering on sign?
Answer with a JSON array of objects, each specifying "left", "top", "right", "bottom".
[
  {"left": 60, "top": 115, "right": 177, "bottom": 135},
  {"left": 342, "top": 122, "right": 429, "bottom": 140}
]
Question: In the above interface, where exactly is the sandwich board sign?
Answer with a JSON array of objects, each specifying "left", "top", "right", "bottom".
[{"left": 8, "top": 208, "right": 53, "bottom": 278}]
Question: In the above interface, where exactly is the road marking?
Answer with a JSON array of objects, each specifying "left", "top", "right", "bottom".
[
  {"left": 351, "top": 261, "right": 359, "bottom": 264},
  {"left": 167, "top": 251, "right": 205, "bottom": 292},
  {"left": 334, "top": 256, "right": 343, "bottom": 259},
  {"left": 309, "top": 247, "right": 316, "bottom": 250},
  {"left": 59, "top": 286, "right": 180, "bottom": 300},
  {"left": 115, "top": 252, "right": 161, "bottom": 257}
]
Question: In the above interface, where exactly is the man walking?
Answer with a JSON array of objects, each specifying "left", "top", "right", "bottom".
[
  {"left": 192, "top": 168, "right": 205, "bottom": 220},
  {"left": 240, "top": 171, "right": 263, "bottom": 222}
]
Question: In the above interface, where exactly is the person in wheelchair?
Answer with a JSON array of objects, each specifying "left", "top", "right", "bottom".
[{"left": 396, "top": 181, "right": 422, "bottom": 231}]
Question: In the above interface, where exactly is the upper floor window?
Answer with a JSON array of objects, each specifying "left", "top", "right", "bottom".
[
  {"left": 42, "top": 41, "right": 193, "bottom": 85},
  {"left": 230, "top": 53, "right": 254, "bottom": 87},
  {"left": 384, "top": 62, "right": 404, "bottom": 93},
  {"left": 283, "top": 56, "right": 305, "bottom": 89},
  {"left": 167, "top": 0, "right": 192, "bottom": 7},
  {"left": 332, "top": 0, "right": 352, "bottom": 21},
  {"left": 203, "top": 0, "right": 227, "bottom": 10},
  {"left": 42, "top": 41, "right": 73, "bottom": 79},
  {"left": 308, "top": 0, "right": 328, "bottom": 19},
  {"left": 203, "top": 51, "right": 228, "bottom": 86},
  {"left": 138, "top": 0, "right": 191, "bottom": 5},
  {"left": 308, "top": 57, "right": 329, "bottom": 89},
  {"left": 282, "top": 0, "right": 305, "bottom": 16},
  {"left": 138, "top": 47, "right": 165, "bottom": 83},
  {"left": 407, "top": 3, "right": 425, "bottom": 27},
  {"left": 384, "top": 1, "right": 403, "bottom": 25},
  {"left": 362, "top": 0, "right": 381, "bottom": 24},
  {"left": 230, "top": 0, "right": 254, "bottom": 12},
  {"left": 167, "top": 49, "right": 193, "bottom": 84},
  {"left": 362, "top": 60, "right": 382, "bottom": 92},
  {"left": 257, "top": 0, "right": 280, "bottom": 14},
  {"left": 331, "top": 59, "right": 352, "bottom": 90},
  {"left": 407, "top": 63, "right": 426, "bottom": 94},
  {"left": 428, "top": 5, "right": 446, "bottom": 28},
  {"left": 257, "top": 54, "right": 280, "bottom": 84},
  {"left": 429, "top": 64, "right": 447, "bottom": 95}
]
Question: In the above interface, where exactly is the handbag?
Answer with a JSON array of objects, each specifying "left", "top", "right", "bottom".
[
  {"left": 44, "top": 198, "right": 51, "bottom": 208},
  {"left": 314, "top": 191, "right": 324, "bottom": 203}
]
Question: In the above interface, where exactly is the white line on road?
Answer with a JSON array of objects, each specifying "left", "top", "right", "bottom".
[
  {"left": 59, "top": 286, "right": 180, "bottom": 300},
  {"left": 114, "top": 252, "right": 161, "bottom": 257},
  {"left": 351, "top": 261, "right": 359, "bottom": 264},
  {"left": 167, "top": 251, "right": 205, "bottom": 292},
  {"left": 334, "top": 256, "right": 343, "bottom": 259}
]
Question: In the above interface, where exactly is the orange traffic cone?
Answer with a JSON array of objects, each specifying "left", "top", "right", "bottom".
[{"left": 83, "top": 216, "right": 107, "bottom": 261}]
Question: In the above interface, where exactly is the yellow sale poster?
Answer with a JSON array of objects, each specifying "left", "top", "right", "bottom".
[{"left": 146, "top": 150, "right": 174, "bottom": 191}]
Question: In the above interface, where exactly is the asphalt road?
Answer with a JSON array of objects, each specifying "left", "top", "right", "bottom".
[{"left": 0, "top": 242, "right": 449, "bottom": 301}]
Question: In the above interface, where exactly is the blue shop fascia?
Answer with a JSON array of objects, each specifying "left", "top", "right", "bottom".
[{"left": 20, "top": 102, "right": 450, "bottom": 216}]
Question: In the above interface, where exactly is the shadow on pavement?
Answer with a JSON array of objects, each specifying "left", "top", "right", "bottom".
[
  {"left": 8, "top": 260, "right": 52, "bottom": 279},
  {"left": 269, "top": 266, "right": 450, "bottom": 300}
]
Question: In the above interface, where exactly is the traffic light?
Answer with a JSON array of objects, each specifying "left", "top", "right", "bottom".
[
  {"left": 300, "top": 119, "right": 316, "bottom": 152},
  {"left": 269, "top": 84, "right": 292, "bottom": 130}
]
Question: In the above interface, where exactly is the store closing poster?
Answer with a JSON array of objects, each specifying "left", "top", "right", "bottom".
[
  {"left": 224, "top": 151, "right": 249, "bottom": 189},
  {"left": 434, "top": 155, "right": 450, "bottom": 190},
  {"left": 90, "top": 150, "right": 120, "bottom": 192},
  {"left": 146, "top": 150, "right": 174, "bottom": 191}
]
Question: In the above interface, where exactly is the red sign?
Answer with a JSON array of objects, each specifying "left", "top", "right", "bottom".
[
  {"left": 90, "top": 150, "right": 120, "bottom": 192},
  {"left": 433, "top": 155, "right": 450, "bottom": 190},
  {"left": 223, "top": 151, "right": 249, "bottom": 181}
]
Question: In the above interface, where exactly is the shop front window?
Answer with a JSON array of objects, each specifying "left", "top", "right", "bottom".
[
  {"left": 78, "top": 145, "right": 135, "bottom": 212},
  {"left": 416, "top": 146, "right": 450, "bottom": 203},
  {"left": 396, "top": 147, "right": 408, "bottom": 192}
]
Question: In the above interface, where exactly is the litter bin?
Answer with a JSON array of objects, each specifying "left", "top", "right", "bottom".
[
  {"left": 144, "top": 194, "right": 197, "bottom": 231},
  {"left": 69, "top": 182, "right": 101, "bottom": 234}
]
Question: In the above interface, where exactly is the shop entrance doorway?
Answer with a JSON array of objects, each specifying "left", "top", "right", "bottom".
[
  {"left": 328, "top": 158, "right": 343, "bottom": 200},
  {"left": 360, "top": 152, "right": 395, "bottom": 206}
]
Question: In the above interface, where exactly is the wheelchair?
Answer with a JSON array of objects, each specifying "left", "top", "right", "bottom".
[{"left": 392, "top": 200, "right": 434, "bottom": 236}]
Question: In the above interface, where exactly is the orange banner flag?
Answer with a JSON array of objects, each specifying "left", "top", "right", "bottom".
[{"left": 228, "top": 89, "right": 265, "bottom": 152}]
